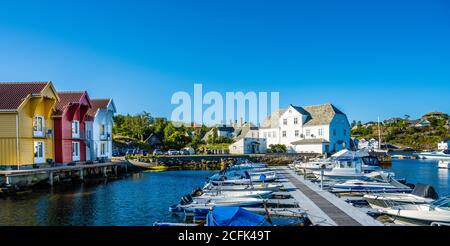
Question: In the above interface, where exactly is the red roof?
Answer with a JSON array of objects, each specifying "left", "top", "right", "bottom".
[
  {"left": 0, "top": 82, "right": 49, "bottom": 110},
  {"left": 54, "top": 91, "right": 89, "bottom": 116},
  {"left": 87, "top": 99, "right": 111, "bottom": 118}
]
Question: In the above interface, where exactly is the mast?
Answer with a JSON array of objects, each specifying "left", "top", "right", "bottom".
[{"left": 378, "top": 116, "right": 382, "bottom": 150}]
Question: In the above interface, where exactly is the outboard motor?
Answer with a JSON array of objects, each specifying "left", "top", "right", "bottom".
[
  {"left": 191, "top": 187, "right": 204, "bottom": 197},
  {"left": 180, "top": 194, "right": 193, "bottom": 205},
  {"left": 412, "top": 183, "right": 439, "bottom": 200}
]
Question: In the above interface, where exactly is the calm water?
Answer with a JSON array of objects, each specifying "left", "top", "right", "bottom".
[
  {"left": 0, "top": 170, "right": 214, "bottom": 226},
  {"left": 383, "top": 159, "right": 450, "bottom": 196},
  {"left": 0, "top": 160, "right": 449, "bottom": 226}
]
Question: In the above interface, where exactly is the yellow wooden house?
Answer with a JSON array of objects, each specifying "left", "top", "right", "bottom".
[{"left": 0, "top": 81, "right": 60, "bottom": 169}]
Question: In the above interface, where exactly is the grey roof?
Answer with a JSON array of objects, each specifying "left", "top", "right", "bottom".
[
  {"left": 291, "top": 138, "right": 330, "bottom": 145},
  {"left": 301, "top": 104, "right": 347, "bottom": 127},
  {"left": 260, "top": 109, "right": 286, "bottom": 128}
]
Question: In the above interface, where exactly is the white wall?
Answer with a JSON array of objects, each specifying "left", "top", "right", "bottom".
[
  {"left": 438, "top": 141, "right": 449, "bottom": 150},
  {"left": 229, "top": 138, "right": 267, "bottom": 154},
  {"left": 278, "top": 106, "right": 305, "bottom": 148},
  {"left": 294, "top": 144, "right": 327, "bottom": 154},
  {"left": 328, "top": 114, "right": 350, "bottom": 152}
]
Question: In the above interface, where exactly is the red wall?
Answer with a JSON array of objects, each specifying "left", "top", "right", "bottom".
[{"left": 53, "top": 95, "right": 90, "bottom": 164}]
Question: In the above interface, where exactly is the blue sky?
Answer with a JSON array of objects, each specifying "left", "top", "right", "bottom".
[{"left": 1, "top": 0, "right": 449, "bottom": 123}]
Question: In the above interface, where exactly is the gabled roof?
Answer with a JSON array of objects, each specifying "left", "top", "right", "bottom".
[
  {"left": 54, "top": 91, "right": 91, "bottom": 116},
  {"left": 260, "top": 109, "right": 286, "bottom": 128},
  {"left": 302, "top": 103, "right": 347, "bottom": 127},
  {"left": 0, "top": 82, "right": 51, "bottom": 110},
  {"left": 87, "top": 98, "right": 114, "bottom": 118}
]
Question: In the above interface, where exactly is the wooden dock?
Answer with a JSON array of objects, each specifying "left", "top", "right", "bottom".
[
  {"left": 0, "top": 161, "right": 128, "bottom": 187},
  {"left": 275, "top": 167, "right": 382, "bottom": 226}
]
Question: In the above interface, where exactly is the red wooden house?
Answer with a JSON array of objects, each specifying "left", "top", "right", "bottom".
[{"left": 53, "top": 91, "right": 91, "bottom": 164}]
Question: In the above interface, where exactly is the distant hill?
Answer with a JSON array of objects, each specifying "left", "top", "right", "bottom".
[{"left": 351, "top": 112, "right": 450, "bottom": 150}]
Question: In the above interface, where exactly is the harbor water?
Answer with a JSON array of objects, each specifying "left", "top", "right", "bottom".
[{"left": 0, "top": 159, "right": 449, "bottom": 226}]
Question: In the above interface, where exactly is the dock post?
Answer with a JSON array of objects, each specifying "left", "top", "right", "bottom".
[
  {"left": 103, "top": 167, "right": 107, "bottom": 177},
  {"left": 114, "top": 165, "right": 118, "bottom": 176},
  {"left": 5, "top": 176, "right": 10, "bottom": 185},
  {"left": 320, "top": 169, "right": 324, "bottom": 190},
  {"left": 49, "top": 172, "right": 54, "bottom": 186},
  {"left": 80, "top": 168, "right": 84, "bottom": 181},
  {"left": 125, "top": 163, "right": 128, "bottom": 173}
]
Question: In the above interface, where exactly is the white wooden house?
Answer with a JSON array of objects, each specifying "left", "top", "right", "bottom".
[
  {"left": 438, "top": 139, "right": 450, "bottom": 150},
  {"left": 85, "top": 99, "right": 116, "bottom": 161},
  {"left": 259, "top": 103, "right": 350, "bottom": 154}
]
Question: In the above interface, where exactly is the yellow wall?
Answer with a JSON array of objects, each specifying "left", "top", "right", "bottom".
[
  {"left": 0, "top": 83, "right": 58, "bottom": 167},
  {"left": 0, "top": 113, "right": 18, "bottom": 165}
]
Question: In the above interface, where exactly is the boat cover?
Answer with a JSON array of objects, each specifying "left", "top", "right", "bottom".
[
  {"left": 207, "top": 207, "right": 265, "bottom": 226},
  {"left": 412, "top": 183, "right": 439, "bottom": 199},
  {"left": 332, "top": 149, "right": 369, "bottom": 159}
]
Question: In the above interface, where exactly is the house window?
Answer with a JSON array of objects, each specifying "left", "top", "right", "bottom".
[
  {"left": 306, "top": 129, "right": 311, "bottom": 137},
  {"left": 34, "top": 141, "right": 44, "bottom": 163},
  {"left": 273, "top": 131, "right": 276, "bottom": 138},
  {"left": 295, "top": 130, "right": 299, "bottom": 137},
  {"left": 282, "top": 131, "right": 286, "bottom": 137},
  {"left": 318, "top": 128, "right": 324, "bottom": 136},
  {"left": 263, "top": 132, "right": 267, "bottom": 138},
  {"left": 294, "top": 118, "right": 298, "bottom": 125},
  {"left": 100, "top": 142, "right": 106, "bottom": 156},
  {"left": 100, "top": 124, "right": 106, "bottom": 136},
  {"left": 33, "top": 116, "right": 44, "bottom": 137},
  {"left": 72, "top": 142, "right": 80, "bottom": 161},
  {"left": 72, "top": 121, "right": 80, "bottom": 137},
  {"left": 268, "top": 132, "right": 272, "bottom": 138},
  {"left": 283, "top": 119, "right": 287, "bottom": 125}
]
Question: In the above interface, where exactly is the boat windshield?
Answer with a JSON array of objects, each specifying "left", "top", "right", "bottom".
[
  {"left": 431, "top": 198, "right": 450, "bottom": 211},
  {"left": 443, "top": 150, "right": 450, "bottom": 155}
]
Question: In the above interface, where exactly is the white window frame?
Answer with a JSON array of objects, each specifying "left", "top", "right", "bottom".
[
  {"left": 72, "top": 141, "right": 80, "bottom": 161},
  {"left": 34, "top": 141, "right": 45, "bottom": 163},
  {"left": 100, "top": 142, "right": 107, "bottom": 156},
  {"left": 294, "top": 118, "right": 298, "bottom": 125},
  {"left": 33, "top": 116, "right": 45, "bottom": 137},
  {"left": 283, "top": 119, "right": 287, "bottom": 125},
  {"left": 295, "top": 130, "right": 299, "bottom": 137},
  {"left": 282, "top": 131, "right": 286, "bottom": 137},
  {"left": 72, "top": 120, "right": 80, "bottom": 138},
  {"left": 318, "top": 128, "right": 324, "bottom": 136},
  {"left": 306, "top": 129, "right": 311, "bottom": 137}
]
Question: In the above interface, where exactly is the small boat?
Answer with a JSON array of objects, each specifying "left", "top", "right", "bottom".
[
  {"left": 127, "top": 159, "right": 168, "bottom": 171},
  {"left": 438, "top": 160, "right": 450, "bottom": 169},
  {"left": 169, "top": 194, "right": 264, "bottom": 213},
  {"left": 363, "top": 183, "right": 439, "bottom": 209},
  {"left": 205, "top": 206, "right": 267, "bottom": 226},
  {"left": 193, "top": 189, "right": 273, "bottom": 199},
  {"left": 332, "top": 179, "right": 412, "bottom": 193},
  {"left": 415, "top": 150, "right": 450, "bottom": 160},
  {"left": 210, "top": 171, "right": 277, "bottom": 184},
  {"left": 228, "top": 162, "right": 268, "bottom": 170},
  {"left": 378, "top": 197, "right": 450, "bottom": 225},
  {"left": 203, "top": 182, "right": 282, "bottom": 191}
]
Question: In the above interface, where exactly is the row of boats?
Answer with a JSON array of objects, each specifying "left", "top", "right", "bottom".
[
  {"left": 157, "top": 161, "right": 308, "bottom": 226},
  {"left": 289, "top": 149, "right": 450, "bottom": 226}
]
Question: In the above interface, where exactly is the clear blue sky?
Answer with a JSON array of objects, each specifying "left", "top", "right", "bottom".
[{"left": 1, "top": 0, "right": 449, "bottom": 122}]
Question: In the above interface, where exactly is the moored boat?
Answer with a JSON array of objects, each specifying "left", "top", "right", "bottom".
[{"left": 415, "top": 150, "right": 450, "bottom": 160}]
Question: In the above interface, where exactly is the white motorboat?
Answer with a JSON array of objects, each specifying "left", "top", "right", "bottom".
[
  {"left": 438, "top": 160, "right": 450, "bottom": 169},
  {"left": 292, "top": 159, "right": 333, "bottom": 171},
  {"left": 332, "top": 179, "right": 412, "bottom": 193},
  {"left": 378, "top": 197, "right": 450, "bottom": 225},
  {"left": 194, "top": 189, "right": 273, "bottom": 199},
  {"left": 169, "top": 194, "right": 264, "bottom": 213},
  {"left": 363, "top": 183, "right": 439, "bottom": 209},
  {"left": 228, "top": 162, "right": 268, "bottom": 170},
  {"left": 415, "top": 150, "right": 450, "bottom": 160},
  {"left": 210, "top": 171, "right": 277, "bottom": 184},
  {"left": 203, "top": 182, "right": 282, "bottom": 191}
]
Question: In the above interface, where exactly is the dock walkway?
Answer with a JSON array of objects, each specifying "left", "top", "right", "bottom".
[{"left": 276, "top": 167, "right": 382, "bottom": 226}]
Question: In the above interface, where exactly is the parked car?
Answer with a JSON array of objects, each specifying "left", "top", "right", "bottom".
[
  {"left": 112, "top": 149, "right": 120, "bottom": 157},
  {"left": 153, "top": 149, "right": 163, "bottom": 155},
  {"left": 167, "top": 149, "right": 179, "bottom": 155}
]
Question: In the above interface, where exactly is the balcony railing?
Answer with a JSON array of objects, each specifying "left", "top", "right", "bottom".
[{"left": 100, "top": 133, "right": 111, "bottom": 140}]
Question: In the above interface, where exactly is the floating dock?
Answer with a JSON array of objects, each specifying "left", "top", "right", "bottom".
[{"left": 275, "top": 167, "right": 382, "bottom": 226}]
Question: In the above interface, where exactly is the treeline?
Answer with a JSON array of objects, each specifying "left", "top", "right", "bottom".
[
  {"left": 351, "top": 115, "right": 450, "bottom": 150},
  {"left": 112, "top": 112, "right": 234, "bottom": 151}
]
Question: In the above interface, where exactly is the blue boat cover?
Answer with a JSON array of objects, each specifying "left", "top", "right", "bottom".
[{"left": 207, "top": 207, "right": 265, "bottom": 226}]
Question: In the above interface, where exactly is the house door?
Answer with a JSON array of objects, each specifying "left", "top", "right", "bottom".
[
  {"left": 34, "top": 141, "right": 45, "bottom": 164},
  {"left": 86, "top": 142, "right": 91, "bottom": 161},
  {"left": 72, "top": 142, "right": 80, "bottom": 161}
]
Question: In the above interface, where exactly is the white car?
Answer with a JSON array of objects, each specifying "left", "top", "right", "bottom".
[{"left": 167, "top": 149, "right": 179, "bottom": 155}]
